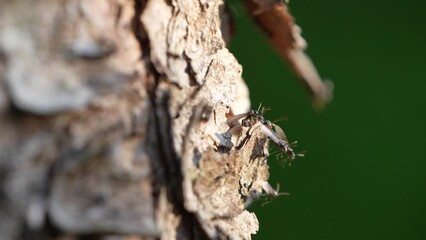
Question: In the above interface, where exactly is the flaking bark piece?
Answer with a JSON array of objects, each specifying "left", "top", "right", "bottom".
[
  {"left": 0, "top": 0, "right": 141, "bottom": 114},
  {"left": 49, "top": 137, "right": 158, "bottom": 236},
  {"left": 47, "top": 83, "right": 157, "bottom": 236},
  {"left": 182, "top": 109, "right": 272, "bottom": 239},
  {"left": 245, "top": 1, "right": 333, "bottom": 109}
]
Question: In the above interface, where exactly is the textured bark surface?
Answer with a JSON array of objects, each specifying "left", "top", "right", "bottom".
[{"left": 0, "top": 0, "right": 273, "bottom": 240}]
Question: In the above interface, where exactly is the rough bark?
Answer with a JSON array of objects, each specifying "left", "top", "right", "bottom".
[{"left": 0, "top": 0, "right": 273, "bottom": 239}]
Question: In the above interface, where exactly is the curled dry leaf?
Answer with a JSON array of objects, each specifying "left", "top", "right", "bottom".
[{"left": 245, "top": 0, "right": 333, "bottom": 109}]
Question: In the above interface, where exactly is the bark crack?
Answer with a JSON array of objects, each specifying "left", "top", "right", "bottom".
[{"left": 133, "top": 1, "right": 209, "bottom": 238}]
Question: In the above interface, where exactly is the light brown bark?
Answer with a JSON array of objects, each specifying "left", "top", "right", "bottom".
[{"left": 0, "top": 0, "right": 272, "bottom": 239}]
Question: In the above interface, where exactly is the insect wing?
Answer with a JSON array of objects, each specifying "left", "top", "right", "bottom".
[
  {"left": 272, "top": 123, "right": 288, "bottom": 142},
  {"left": 226, "top": 112, "right": 250, "bottom": 125}
]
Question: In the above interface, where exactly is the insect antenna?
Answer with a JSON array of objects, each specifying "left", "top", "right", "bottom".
[
  {"left": 289, "top": 140, "right": 298, "bottom": 147},
  {"left": 273, "top": 116, "right": 289, "bottom": 123},
  {"left": 255, "top": 102, "right": 272, "bottom": 116},
  {"left": 256, "top": 103, "right": 263, "bottom": 113},
  {"left": 276, "top": 153, "right": 295, "bottom": 167},
  {"left": 262, "top": 108, "right": 272, "bottom": 116},
  {"left": 274, "top": 151, "right": 284, "bottom": 159},
  {"left": 296, "top": 150, "right": 307, "bottom": 157},
  {"left": 273, "top": 183, "right": 290, "bottom": 197},
  {"left": 260, "top": 183, "right": 290, "bottom": 206}
]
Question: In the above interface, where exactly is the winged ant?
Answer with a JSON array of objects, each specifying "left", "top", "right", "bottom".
[{"left": 227, "top": 106, "right": 303, "bottom": 164}]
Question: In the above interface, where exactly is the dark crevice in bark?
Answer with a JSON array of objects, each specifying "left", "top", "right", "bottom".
[
  {"left": 153, "top": 92, "right": 181, "bottom": 202},
  {"left": 132, "top": 1, "right": 209, "bottom": 239},
  {"left": 133, "top": 0, "right": 158, "bottom": 95},
  {"left": 182, "top": 53, "right": 199, "bottom": 87}
]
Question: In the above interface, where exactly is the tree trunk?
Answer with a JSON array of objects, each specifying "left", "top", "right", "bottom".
[{"left": 0, "top": 0, "right": 274, "bottom": 239}]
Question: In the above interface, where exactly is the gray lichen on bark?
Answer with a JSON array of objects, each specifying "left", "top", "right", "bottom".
[{"left": 0, "top": 0, "right": 275, "bottom": 239}]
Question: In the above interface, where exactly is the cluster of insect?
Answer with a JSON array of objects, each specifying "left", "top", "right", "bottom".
[
  {"left": 225, "top": 106, "right": 305, "bottom": 202},
  {"left": 227, "top": 106, "right": 304, "bottom": 166}
]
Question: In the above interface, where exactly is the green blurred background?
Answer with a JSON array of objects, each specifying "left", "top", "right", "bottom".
[{"left": 228, "top": 0, "right": 426, "bottom": 239}]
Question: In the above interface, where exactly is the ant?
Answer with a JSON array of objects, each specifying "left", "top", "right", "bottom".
[
  {"left": 261, "top": 181, "right": 289, "bottom": 199},
  {"left": 245, "top": 182, "right": 290, "bottom": 208},
  {"left": 227, "top": 107, "right": 302, "bottom": 163}
]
